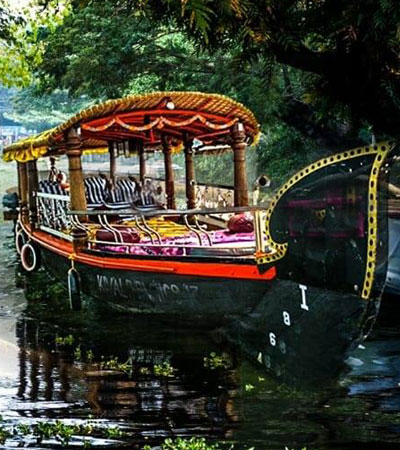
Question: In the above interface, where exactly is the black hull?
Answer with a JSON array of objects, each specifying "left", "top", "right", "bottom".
[
  {"left": 41, "top": 248, "right": 269, "bottom": 317},
  {"left": 222, "top": 279, "right": 379, "bottom": 386},
  {"left": 40, "top": 247, "right": 379, "bottom": 385}
]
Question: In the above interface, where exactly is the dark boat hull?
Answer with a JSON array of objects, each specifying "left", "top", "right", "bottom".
[
  {"left": 40, "top": 246, "right": 378, "bottom": 385},
  {"left": 41, "top": 247, "right": 270, "bottom": 316},
  {"left": 222, "top": 279, "right": 379, "bottom": 386}
]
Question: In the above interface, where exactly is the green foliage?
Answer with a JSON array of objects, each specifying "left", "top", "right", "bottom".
[
  {"left": 143, "top": 437, "right": 256, "bottom": 450},
  {"left": 145, "top": 437, "right": 227, "bottom": 450},
  {"left": 131, "top": 0, "right": 400, "bottom": 137},
  {"left": 203, "top": 352, "right": 231, "bottom": 370},
  {"left": 74, "top": 344, "right": 82, "bottom": 360},
  {"left": 33, "top": 420, "right": 76, "bottom": 446},
  {"left": 7, "top": 86, "right": 92, "bottom": 131},
  {"left": 86, "top": 349, "right": 94, "bottom": 363},
  {"left": 0, "top": 426, "right": 11, "bottom": 445},
  {"left": 55, "top": 334, "right": 75, "bottom": 346},
  {"left": 99, "top": 355, "right": 132, "bottom": 373},
  {"left": 153, "top": 361, "right": 176, "bottom": 377},
  {"left": 104, "top": 426, "right": 126, "bottom": 439}
]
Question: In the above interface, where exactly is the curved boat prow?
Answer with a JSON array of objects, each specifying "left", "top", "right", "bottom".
[
  {"left": 226, "top": 142, "right": 398, "bottom": 386},
  {"left": 259, "top": 142, "right": 397, "bottom": 301}
]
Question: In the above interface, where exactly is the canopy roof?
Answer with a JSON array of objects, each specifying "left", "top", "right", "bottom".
[{"left": 3, "top": 91, "right": 260, "bottom": 163}]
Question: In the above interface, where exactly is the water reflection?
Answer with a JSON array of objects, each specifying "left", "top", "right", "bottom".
[{"left": 1, "top": 222, "right": 400, "bottom": 449}]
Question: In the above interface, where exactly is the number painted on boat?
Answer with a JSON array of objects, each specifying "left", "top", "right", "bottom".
[
  {"left": 299, "top": 284, "right": 309, "bottom": 311},
  {"left": 269, "top": 332, "right": 276, "bottom": 346},
  {"left": 96, "top": 274, "right": 199, "bottom": 303},
  {"left": 283, "top": 311, "right": 291, "bottom": 326}
]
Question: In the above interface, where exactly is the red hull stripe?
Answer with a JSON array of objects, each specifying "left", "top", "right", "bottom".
[{"left": 28, "top": 228, "right": 276, "bottom": 281}]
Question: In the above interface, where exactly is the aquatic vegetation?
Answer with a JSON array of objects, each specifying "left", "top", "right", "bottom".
[
  {"left": 245, "top": 384, "right": 255, "bottom": 392},
  {"left": 143, "top": 437, "right": 254, "bottom": 449},
  {"left": 33, "top": 420, "right": 76, "bottom": 446},
  {"left": 99, "top": 355, "right": 132, "bottom": 373},
  {"left": 16, "top": 424, "right": 30, "bottom": 435},
  {"left": 55, "top": 334, "right": 75, "bottom": 346},
  {"left": 153, "top": 361, "right": 176, "bottom": 377},
  {"left": 0, "top": 426, "right": 12, "bottom": 445},
  {"left": 86, "top": 349, "right": 94, "bottom": 363},
  {"left": 203, "top": 352, "right": 231, "bottom": 370},
  {"left": 74, "top": 344, "right": 82, "bottom": 360},
  {"left": 104, "top": 425, "right": 126, "bottom": 439},
  {"left": 0, "top": 419, "right": 129, "bottom": 447},
  {"left": 139, "top": 366, "right": 151, "bottom": 375}
]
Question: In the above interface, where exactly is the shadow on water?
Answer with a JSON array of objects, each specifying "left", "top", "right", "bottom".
[{"left": 1, "top": 222, "right": 400, "bottom": 449}]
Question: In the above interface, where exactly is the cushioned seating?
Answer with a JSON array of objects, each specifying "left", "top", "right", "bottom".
[
  {"left": 227, "top": 213, "right": 254, "bottom": 233},
  {"left": 116, "top": 178, "right": 137, "bottom": 202},
  {"left": 84, "top": 177, "right": 130, "bottom": 209},
  {"left": 96, "top": 228, "right": 140, "bottom": 243},
  {"left": 39, "top": 180, "right": 68, "bottom": 196}
]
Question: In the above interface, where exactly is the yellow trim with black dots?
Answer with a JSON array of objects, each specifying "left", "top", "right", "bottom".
[
  {"left": 361, "top": 142, "right": 394, "bottom": 299},
  {"left": 256, "top": 143, "right": 395, "bottom": 291}
]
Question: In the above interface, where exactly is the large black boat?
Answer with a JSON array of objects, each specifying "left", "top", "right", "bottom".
[{"left": 2, "top": 91, "right": 396, "bottom": 383}]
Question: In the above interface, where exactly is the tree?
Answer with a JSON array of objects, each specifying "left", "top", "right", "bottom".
[
  {"left": 6, "top": 86, "right": 92, "bottom": 131},
  {"left": 127, "top": 0, "right": 400, "bottom": 139}
]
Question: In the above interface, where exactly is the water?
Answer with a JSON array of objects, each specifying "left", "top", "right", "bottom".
[{"left": 0, "top": 222, "right": 400, "bottom": 449}]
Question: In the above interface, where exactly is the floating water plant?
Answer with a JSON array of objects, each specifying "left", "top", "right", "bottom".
[
  {"left": 99, "top": 355, "right": 132, "bottom": 374},
  {"left": 143, "top": 437, "right": 255, "bottom": 450},
  {"left": 86, "top": 349, "right": 94, "bottom": 363},
  {"left": 203, "top": 352, "right": 231, "bottom": 370},
  {"left": 55, "top": 334, "right": 75, "bottom": 346},
  {"left": 0, "top": 426, "right": 11, "bottom": 445},
  {"left": 153, "top": 361, "right": 176, "bottom": 377},
  {"left": 104, "top": 426, "right": 126, "bottom": 439}
]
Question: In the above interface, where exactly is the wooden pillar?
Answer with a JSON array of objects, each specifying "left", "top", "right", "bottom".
[
  {"left": 162, "top": 136, "right": 176, "bottom": 210},
  {"left": 109, "top": 142, "right": 116, "bottom": 187},
  {"left": 18, "top": 162, "right": 29, "bottom": 223},
  {"left": 27, "top": 160, "right": 39, "bottom": 228},
  {"left": 231, "top": 122, "right": 249, "bottom": 207},
  {"left": 184, "top": 137, "right": 196, "bottom": 210},
  {"left": 66, "top": 128, "right": 87, "bottom": 251},
  {"left": 139, "top": 143, "right": 146, "bottom": 184}
]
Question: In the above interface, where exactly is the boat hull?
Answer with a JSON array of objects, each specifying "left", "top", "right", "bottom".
[
  {"left": 39, "top": 245, "right": 379, "bottom": 386},
  {"left": 41, "top": 247, "right": 271, "bottom": 316},
  {"left": 222, "top": 279, "right": 379, "bottom": 386}
]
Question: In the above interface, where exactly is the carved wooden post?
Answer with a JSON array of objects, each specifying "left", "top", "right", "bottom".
[
  {"left": 162, "top": 136, "right": 176, "bottom": 210},
  {"left": 184, "top": 137, "right": 196, "bottom": 210},
  {"left": 18, "top": 162, "right": 29, "bottom": 223},
  {"left": 139, "top": 142, "right": 146, "bottom": 184},
  {"left": 27, "top": 159, "right": 39, "bottom": 228},
  {"left": 109, "top": 141, "right": 117, "bottom": 187},
  {"left": 231, "top": 122, "right": 249, "bottom": 207},
  {"left": 66, "top": 127, "right": 87, "bottom": 251}
]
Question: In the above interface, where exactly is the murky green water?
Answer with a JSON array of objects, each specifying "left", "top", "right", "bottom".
[{"left": 1, "top": 222, "right": 400, "bottom": 449}]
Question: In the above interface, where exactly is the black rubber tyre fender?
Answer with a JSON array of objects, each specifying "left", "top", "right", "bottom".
[
  {"left": 20, "top": 242, "right": 41, "bottom": 272},
  {"left": 68, "top": 267, "right": 82, "bottom": 311}
]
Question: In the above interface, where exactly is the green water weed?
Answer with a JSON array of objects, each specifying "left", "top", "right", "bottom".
[
  {"left": 203, "top": 352, "right": 231, "bottom": 370},
  {"left": 104, "top": 426, "right": 126, "bottom": 439},
  {"left": 0, "top": 426, "right": 11, "bottom": 445},
  {"left": 55, "top": 334, "right": 75, "bottom": 346},
  {"left": 99, "top": 356, "right": 131, "bottom": 373},
  {"left": 153, "top": 361, "right": 176, "bottom": 377}
]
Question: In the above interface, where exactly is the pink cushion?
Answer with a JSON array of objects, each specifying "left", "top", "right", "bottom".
[
  {"left": 96, "top": 229, "right": 140, "bottom": 243},
  {"left": 227, "top": 214, "right": 254, "bottom": 233}
]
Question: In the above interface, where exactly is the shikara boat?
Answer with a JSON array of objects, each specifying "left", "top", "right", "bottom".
[{"left": 3, "top": 91, "right": 397, "bottom": 383}]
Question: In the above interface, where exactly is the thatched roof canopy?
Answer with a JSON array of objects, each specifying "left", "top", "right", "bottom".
[{"left": 3, "top": 91, "right": 260, "bottom": 162}]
